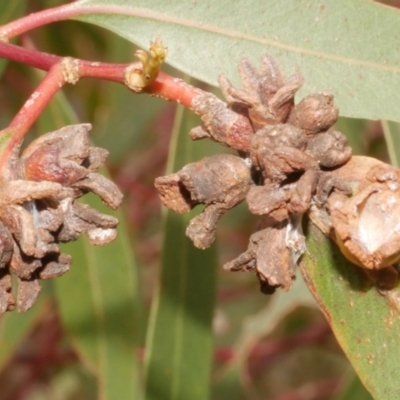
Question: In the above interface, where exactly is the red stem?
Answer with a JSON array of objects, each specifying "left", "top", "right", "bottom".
[
  {"left": 146, "top": 72, "right": 203, "bottom": 109},
  {"left": 0, "top": 40, "right": 130, "bottom": 82},
  {"left": 0, "top": 63, "right": 66, "bottom": 174},
  {"left": 0, "top": 40, "right": 58, "bottom": 69},
  {"left": 0, "top": 2, "right": 85, "bottom": 39},
  {"left": 0, "top": 40, "right": 203, "bottom": 107}
]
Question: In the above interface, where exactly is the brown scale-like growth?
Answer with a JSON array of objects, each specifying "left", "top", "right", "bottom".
[
  {"left": 0, "top": 124, "right": 122, "bottom": 313},
  {"left": 155, "top": 54, "right": 356, "bottom": 294}
]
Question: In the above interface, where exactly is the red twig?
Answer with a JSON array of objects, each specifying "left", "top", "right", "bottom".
[
  {"left": 0, "top": 2, "right": 86, "bottom": 39},
  {"left": 0, "top": 40, "right": 59, "bottom": 70},
  {"left": 147, "top": 72, "right": 202, "bottom": 109},
  {"left": 0, "top": 41, "right": 130, "bottom": 82},
  {"left": 0, "top": 40, "right": 202, "bottom": 106}
]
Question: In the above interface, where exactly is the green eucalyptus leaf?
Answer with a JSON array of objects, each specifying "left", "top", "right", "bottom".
[
  {"left": 72, "top": 0, "right": 400, "bottom": 122},
  {"left": 382, "top": 120, "right": 400, "bottom": 168},
  {"left": 144, "top": 103, "right": 218, "bottom": 400},
  {"left": 36, "top": 84, "right": 143, "bottom": 400},
  {"left": 56, "top": 196, "right": 143, "bottom": 400},
  {"left": 301, "top": 222, "right": 400, "bottom": 400},
  {"left": 335, "top": 372, "right": 373, "bottom": 400},
  {"left": 335, "top": 117, "right": 369, "bottom": 156}
]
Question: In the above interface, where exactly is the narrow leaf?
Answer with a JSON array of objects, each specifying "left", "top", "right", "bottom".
[
  {"left": 335, "top": 117, "right": 368, "bottom": 156},
  {"left": 37, "top": 86, "right": 143, "bottom": 400},
  {"left": 382, "top": 120, "right": 400, "bottom": 168},
  {"left": 301, "top": 222, "right": 400, "bottom": 400},
  {"left": 144, "top": 104, "right": 218, "bottom": 400},
  {"left": 335, "top": 372, "right": 373, "bottom": 400},
  {"left": 56, "top": 197, "right": 143, "bottom": 400},
  {"left": 72, "top": 0, "right": 400, "bottom": 122}
]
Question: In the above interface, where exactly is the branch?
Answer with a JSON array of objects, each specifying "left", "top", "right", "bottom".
[
  {"left": 0, "top": 40, "right": 203, "bottom": 109},
  {"left": 0, "top": 2, "right": 86, "bottom": 39}
]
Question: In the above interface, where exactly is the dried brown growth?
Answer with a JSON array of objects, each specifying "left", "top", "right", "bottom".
[
  {"left": 309, "top": 156, "right": 400, "bottom": 290},
  {"left": 0, "top": 124, "right": 122, "bottom": 313},
  {"left": 155, "top": 154, "right": 252, "bottom": 249},
  {"left": 155, "top": 54, "right": 355, "bottom": 293}
]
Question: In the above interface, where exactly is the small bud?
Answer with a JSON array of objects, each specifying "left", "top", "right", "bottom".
[
  {"left": 72, "top": 173, "right": 123, "bottom": 210},
  {"left": 38, "top": 253, "right": 71, "bottom": 279},
  {"left": 17, "top": 277, "right": 40, "bottom": 313},
  {"left": 22, "top": 124, "right": 91, "bottom": 185},
  {"left": 219, "top": 55, "right": 303, "bottom": 129},
  {"left": 306, "top": 130, "right": 352, "bottom": 168},
  {"left": 58, "top": 201, "right": 119, "bottom": 245},
  {"left": 224, "top": 221, "right": 296, "bottom": 293},
  {"left": 246, "top": 183, "right": 290, "bottom": 222},
  {"left": 190, "top": 92, "right": 254, "bottom": 152},
  {"left": 186, "top": 204, "right": 225, "bottom": 249},
  {"left": 156, "top": 154, "right": 252, "bottom": 248},
  {"left": 287, "top": 93, "right": 338, "bottom": 134},
  {"left": 156, "top": 154, "right": 252, "bottom": 211},
  {"left": 125, "top": 36, "right": 167, "bottom": 92},
  {"left": 250, "top": 124, "right": 307, "bottom": 173}
]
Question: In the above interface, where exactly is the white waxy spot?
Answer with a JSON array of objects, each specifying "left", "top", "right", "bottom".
[
  {"left": 285, "top": 214, "right": 306, "bottom": 264},
  {"left": 388, "top": 181, "right": 398, "bottom": 191},
  {"left": 244, "top": 158, "right": 252, "bottom": 168},
  {"left": 25, "top": 91, "right": 40, "bottom": 107},
  {"left": 88, "top": 228, "right": 117, "bottom": 244}
]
